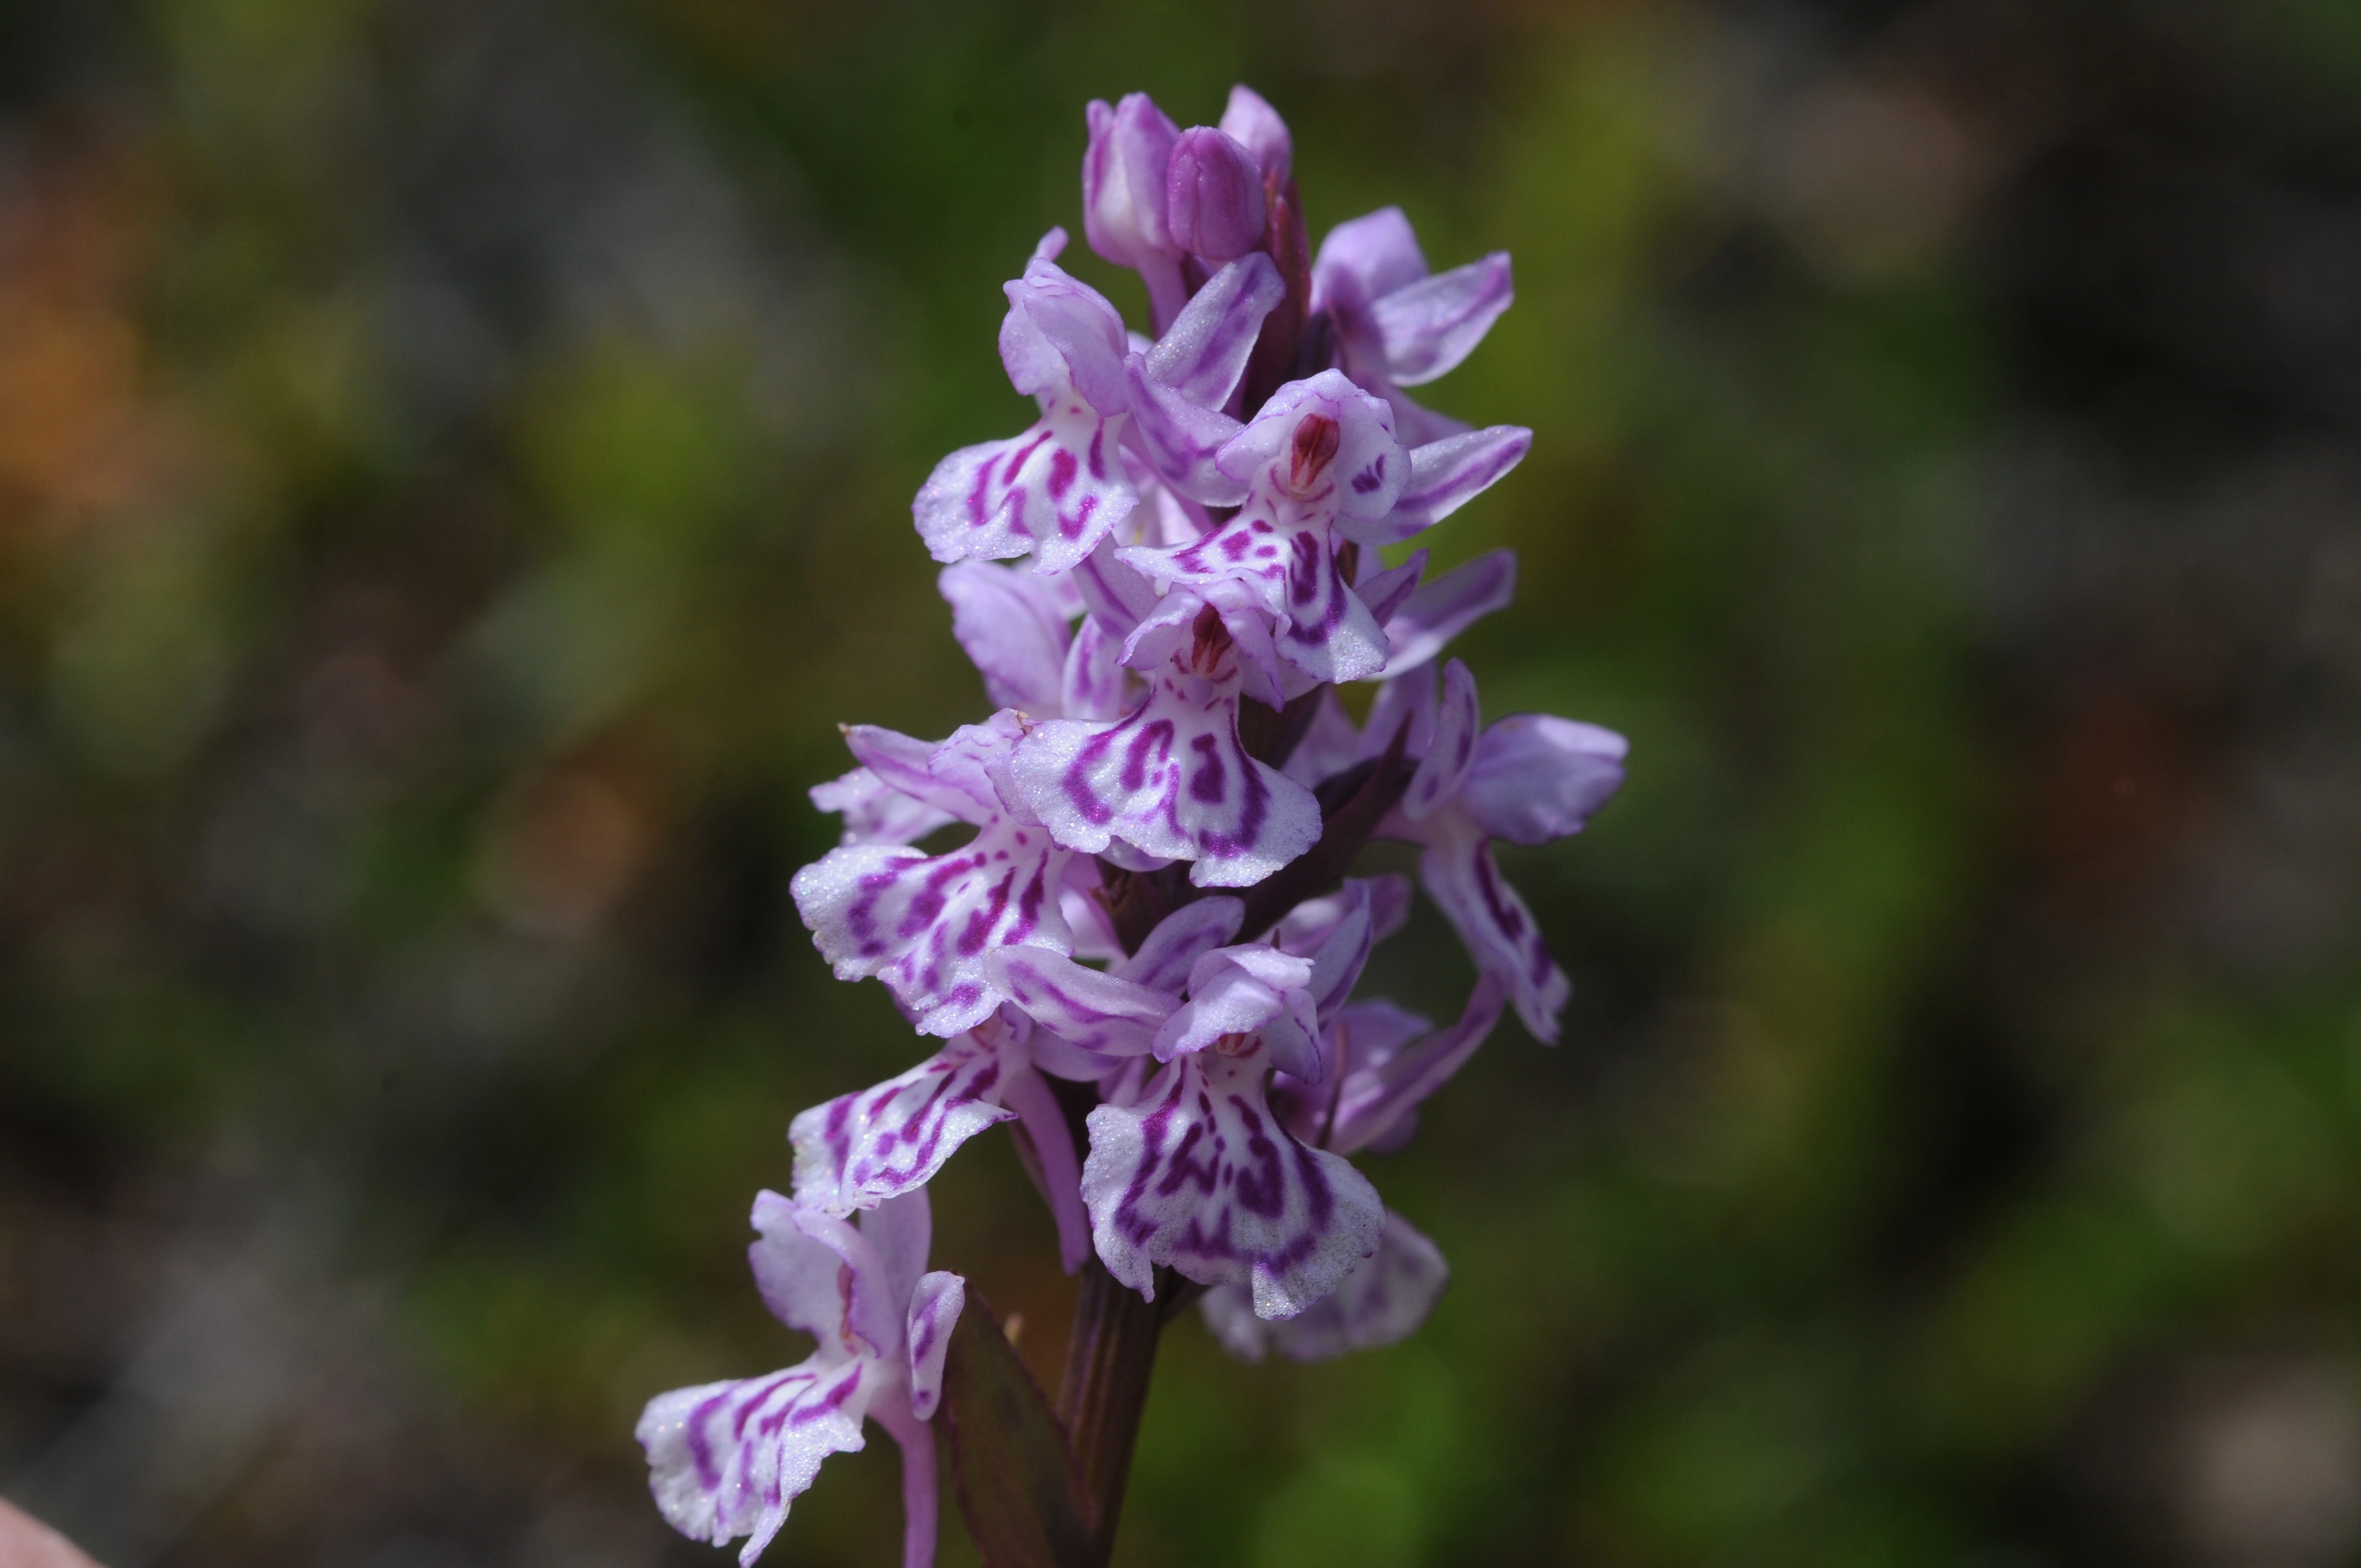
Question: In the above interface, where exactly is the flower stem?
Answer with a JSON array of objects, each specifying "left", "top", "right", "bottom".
[{"left": 1057, "top": 1257, "right": 1165, "bottom": 1564}]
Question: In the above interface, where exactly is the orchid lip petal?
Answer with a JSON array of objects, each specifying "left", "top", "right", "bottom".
[
  {"left": 1412, "top": 813, "right": 1569, "bottom": 1043},
  {"left": 1008, "top": 658, "right": 1321, "bottom": 889},
  {"left": 1199, "top": 1209, "right": 1449, "bottom": 1362},
  {"left": 1080, "top": 1043, "right": 1385, "bottom": 1317},
  {"left": 790, "top": 1035, "right": 1020, "bottom": 1216},
  {"left": 790, "top": 813, "right": 1075, "bottom": 1038},
  {"left": 637, "top": 1357, "right": 873, "bottom": 1564},
  {"left": 913, "top": 410, "right": 1140, "bottom": 575}
]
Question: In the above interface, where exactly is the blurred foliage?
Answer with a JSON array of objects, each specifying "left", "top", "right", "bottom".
[{"left": 6, "top": 1, "right": 2361, "bottom": 1566}]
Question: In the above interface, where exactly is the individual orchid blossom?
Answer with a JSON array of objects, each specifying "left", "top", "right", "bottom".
[
  {"left": 638, "top": 1190, "right": 964, "bottom": 1568},
  {"left": 791, "top": 711, "right": 1076, "bottom": 1037},
  {"left": 648, "top": 83, "right": 1627, "bottom": 1568},
  {"left": 1313, "top": 204, "right": 1515, "bottom": 445},
  {"left": 1008, "top": 597, "right": 1321, "bottom": 887},
  {"left": 1200, "top": 1209, "right": 1450, "bottom": 1362}
]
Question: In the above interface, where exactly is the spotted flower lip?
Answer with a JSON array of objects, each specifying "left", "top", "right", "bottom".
[
  {"left": 791, "top": 712, "right": 1077, "bottom": 1037},
  {"left": 637, "top": 1191, "right": 965, "bottom": 1568},
  {"left": 914, "top": 241, "right": 1140, "bottom": 577},
  {"left": 1081, "top": 1037, "right": 1385, "bottom": 1318},
  {"left": 1007, "top": 603, "right": 1322, "bottom": 887},
  {"left": 1200, "top": 1208, "right": 1448, "bottom": 1362}
]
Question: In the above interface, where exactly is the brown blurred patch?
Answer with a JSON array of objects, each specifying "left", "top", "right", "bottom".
[{"left": 0, "top": 127, "right": 175, "bottom": 538}]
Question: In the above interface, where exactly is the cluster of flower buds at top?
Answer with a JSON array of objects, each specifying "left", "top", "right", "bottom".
[{"left": 638, "top": 85, "right": 1626, "bottom": 1568}]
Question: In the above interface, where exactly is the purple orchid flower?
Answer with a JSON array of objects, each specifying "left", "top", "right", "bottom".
[
  {"left": 792, "top": 711, "right": 1076, "bottom": 1037},
  {"left": 1008, "top": 596, "right": 1321, "bottom": 888},
  {"left": 790, "top": 1005, "right": 1093, "bottom": 1274},
  {"left": 1200, "top": 1209, "right": 1448, "bottom": 1362},
  {"left": 1323, "top": 657, "right": 1628, "bottom": 1041},
  {"left": 1313, "top": 205, "right": 1515, "bottom": 446},
  {"left": 915, "top": 232, "right": 1138, "bottom": 575},
  {"left": 647, "top": 83, "right": 1631, "bottom": 1560},
  {"left": 638, "top": 1190, "right": 965, "bottom": 1568}
]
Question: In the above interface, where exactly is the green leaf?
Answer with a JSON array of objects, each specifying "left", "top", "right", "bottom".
[{"left": 940, "top": 1291, "right": 1100, "bottom": 1568}]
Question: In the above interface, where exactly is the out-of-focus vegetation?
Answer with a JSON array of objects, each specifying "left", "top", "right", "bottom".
[{"left": 6, "top": 2, "right": 2361, "bottom": 1565}]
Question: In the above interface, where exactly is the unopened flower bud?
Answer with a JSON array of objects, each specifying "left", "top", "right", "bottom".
[
  {"left": 1218, "top": 84, "right": 1292, "bottom": 183},
  {"left": 1166, "top": 127, "right": 1267, "bottom": 262},
  {"left": 1082, "top": 92, "right": 1181, "bottom": 269}
]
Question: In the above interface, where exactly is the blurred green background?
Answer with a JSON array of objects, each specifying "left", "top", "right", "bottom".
[{"left": 6, "top": 1, "right": 2361, "bottom": 1564}]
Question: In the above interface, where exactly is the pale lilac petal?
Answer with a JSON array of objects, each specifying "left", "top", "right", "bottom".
[
  {"left": 1199, "top": 1210, "right": 1448, "bottom": 1362},
  {"left": 1274, "top": 880, "right": 1377, "bottom": 1026},
  {"left": 1008, "top": 665, "right": 1321, "bottom": 888},
  {"left": 1151, "top": 944, "right": 1318, "bottom": 1065},
  {"left": 1356, "top": 548, "right": 1426, "bottom": 628},
  {"left": 837, "top": 725, "right": 974, "bottom": 822},
  {"left": 1060, "top": 859, "right": 1124, "bottom": 961},
  {"left": 1368, "top": 252, "right": 1513, "bottom": 386},
  {"left": 1363, "top": 660, "right": 1437, "bottom": 764},
  {"left": 742, "top": 1190, "right": 860, "bottom": 1346},
  {"left": 1080, "top": 1042, "right": 1385, "bottom": 1317},
  {"left": 984, "top": 947, "right": 1175, "bottom": 1057},
  {"left": 1461, "top": 715, "right": 1628, "bottom": 845},
  {"left": 1145, "top": 252, "right": 1283, "bottom": 409},
  {"left": 999, "top": 1059, "right": 1092, "bottom": 1271},
  {"left": 751, "top": 1193, "right": 903, "bottom": 1359},
  {"left": 810, "top": 767, "right": 958, "bottom": 848},
  {"left": 1328, "top": 975, "right": 1505, "bottom": 1156},
  {"left": 1341, "top": 426, "right": 1531, "bottom": 548},
  {"left": 1070, "top": 535, "right": 1161, "bottom": 639},
  {"left": 903, "top": 1271, "right": 966, "bottom": 1420},
  {"left": 638, "top": 1355, "right": 874, "bottom": 1567},
  {"left": 912, "top": 410, "right": 1138, "bottom": 575},
  {"left": 859, "top": 1189, "right": 934, "bottom": 1321},
  {"left": 790, "top": 1037, "right": 1019, "bottom": 1216},
  {"left": 1166, "top": 127, "right": 1267, "bottom": 262},
  {"left": 1372, "top": 874, "right": 1417, "bottom": 944},
  {"left": 1310, "top": 206, "right": 1428, "bottom": 315},
  {"left": 1383, "top": 548, "right": 1515, "bottom": 674},
  {"left": 790, "top": 819, "right": 1075, "bottom": 1038},
  {"left": 1218, "top": 85, "right": 1291, "bottom": 182},
  {"left": 1117, "top": 896, "right": 1247, "bottom": 993},
  {"left": 1032, "top": 227, "right": 1068, "bottom": 263},
  {"left": 1417, "top": 814, "right": 1567, "bottom": 1042},
  {"left": 1401, "top": 658, "right": 1480, "bottom": 820},
  {"left": 939, "top": 562, "right": 1071, "bottom": 713},
  {"left": 1281, "top": 690, "right": 1363, "bottom": 787},
  {"left": 1060, "top": 612, "right": 1131, "bottom": 721},
  {"left": 1380, "top": 383, "right": 1473, "bottom": 448},
  {"left": 1001, "top": 258, "right": 1131, "bottom": 416},
  {"left": 1124, "top": 355, "right": 1248, "bottom": 505}
]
